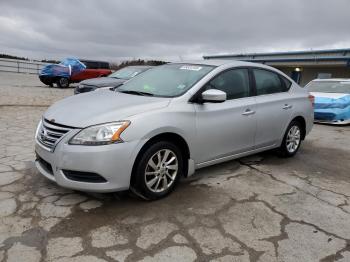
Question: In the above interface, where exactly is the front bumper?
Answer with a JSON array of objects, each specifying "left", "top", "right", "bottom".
[
  {"left": 314, "top": 119, "right": 350, "bottom": 125},
  {"left": 35, "top": 130, "right": 142, "bottom": 193},
  {"left": 314, "top": 108, "right": 350, "bottom": 125},
  {"left": 39, "top": 75, "right": 55, "bottom": 85}
]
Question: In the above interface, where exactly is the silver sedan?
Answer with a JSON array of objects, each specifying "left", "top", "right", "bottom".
[{"left": 35, "top": 60, "right": 313, "bottom": 200}]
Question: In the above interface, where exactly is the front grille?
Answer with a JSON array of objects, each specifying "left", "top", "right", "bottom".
[
  {"left": 62, "top": 170, "right": 107, "bottom": 183},
  {"left": 36, "top": 153, "right": 53, "bottom": 175},
  {"left": 37, "top": 119, "right": 73, "bottom": 151},
  {"left": 314, "top": 112, "right": 336, "bottom": 121}
]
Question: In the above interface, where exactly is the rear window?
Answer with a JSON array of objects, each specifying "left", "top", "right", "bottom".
[{"left": 307, "top": 81, "right": 350, "bottom": 94}]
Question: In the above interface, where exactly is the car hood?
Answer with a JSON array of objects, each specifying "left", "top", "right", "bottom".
[
  {"left": 44, "top": 91, "right": 171, "bottom": 128},
  {"left": 79, "top": 77, "right": 126, "bottom": 87}
]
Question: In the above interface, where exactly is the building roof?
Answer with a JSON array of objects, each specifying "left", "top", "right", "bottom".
[
  {"left": 203, "top": 48, "right": 350, "bottom": 66},
  {"left": 204, "top": 48, "right": 350, "bottom": 59}
]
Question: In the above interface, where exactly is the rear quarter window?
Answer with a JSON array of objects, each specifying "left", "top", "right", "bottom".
[{"left": 280, "top": 76, "right": 292, "bottom": 91}]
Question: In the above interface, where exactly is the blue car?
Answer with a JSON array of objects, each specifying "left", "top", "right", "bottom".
[{"left": 307, "top": 79, "right": 350, "bottom": 124}]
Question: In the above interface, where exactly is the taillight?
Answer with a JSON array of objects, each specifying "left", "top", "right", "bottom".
[{"left": 308, "top": 94, "right": 315, "bottom": 107}]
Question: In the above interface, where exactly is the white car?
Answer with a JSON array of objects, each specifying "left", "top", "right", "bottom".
[{"left": 306, "top": 79, "right": 350, "bottom": 124}]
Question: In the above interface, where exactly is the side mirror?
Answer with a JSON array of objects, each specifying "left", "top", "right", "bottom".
[{"left": 201, "top": 89, "right": 227, "bottom": 103}]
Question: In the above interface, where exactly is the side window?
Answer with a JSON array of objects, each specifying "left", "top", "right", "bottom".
[
  {"left": 206, "top": 69, "right": 250, "bottom": 100},
  {"left": 83, "top": 61, "right": 98, "bottom": 69},
  {"left": 99, "top": 62, "right": 110, "bottom": 69},
  {"left": 253, "top": 69, "right": 285, "bottom": 95},
  {"left": 91, "top": 62, "right": 99, "bottom": 69}
]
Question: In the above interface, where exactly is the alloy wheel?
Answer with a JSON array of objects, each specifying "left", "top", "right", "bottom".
[
  {"left": 59, "top": 78, "right": 68, "bottom": 88},
  {"left": 286, "top": 125, "right": 301, "bottom": 153},
  {"left": 144, "top": 149, "right": 178, "bottom": 193}
]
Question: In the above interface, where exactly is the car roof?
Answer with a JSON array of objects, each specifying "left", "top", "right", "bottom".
[{"left": 171, "top": 59, "right": 267, "bottom": 68}]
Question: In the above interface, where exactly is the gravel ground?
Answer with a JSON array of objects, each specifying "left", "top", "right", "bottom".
[{"left": 0, "top": 72, "right": 350, "bottom": 262}]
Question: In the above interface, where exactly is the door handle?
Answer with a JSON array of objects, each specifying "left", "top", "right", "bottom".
[
  {"left": 242, "top": 109, "right": 256, "bottom": 116},
  {"left": 283, "top": 104, "right": 292, "bottom": 110}
]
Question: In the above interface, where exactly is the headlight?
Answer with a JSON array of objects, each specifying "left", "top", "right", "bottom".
[
  {"left": 69, "top": 121, "right": 130, "bottom": 145},
  {"left": 35, "top": 119, "right": 42, "bottom": 139}
]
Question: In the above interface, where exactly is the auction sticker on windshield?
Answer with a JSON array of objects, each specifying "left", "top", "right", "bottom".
[
  {"left": 131, "top": 72, "right": 139, "bottom": 77},
  {"left": 180, "top": 65, "right": 202, "bottom": 71}
]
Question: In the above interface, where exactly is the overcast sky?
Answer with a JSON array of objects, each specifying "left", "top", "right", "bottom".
[{"left": 1, "top": 0, "right": 350, "bottom": 62}]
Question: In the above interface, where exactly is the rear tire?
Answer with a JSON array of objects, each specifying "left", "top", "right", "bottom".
[
  {"left": 56, "top": 77, "right": 70, "bottom": 88},
  {"left": 278, "top": 120, "right": 303, "bottom": 157},
  {"left": 131, "top": 141, "right": 183, "bottom": 200}
]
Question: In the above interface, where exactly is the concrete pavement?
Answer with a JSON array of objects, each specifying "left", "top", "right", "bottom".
[{"left": 0, "top": 72, "right": 349, "bottom": 262}]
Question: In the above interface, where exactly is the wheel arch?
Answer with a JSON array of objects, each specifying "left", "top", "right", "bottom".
[
  {"left": 291, "top": 116, "right": 306, "bottom": 140},
  {"left": 131, "top": 132, "right": 191, "bottom": 184}
]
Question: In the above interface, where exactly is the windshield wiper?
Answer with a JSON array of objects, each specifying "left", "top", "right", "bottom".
[{"left": 118, "top": 90, "right": 154, "bottom": 96}]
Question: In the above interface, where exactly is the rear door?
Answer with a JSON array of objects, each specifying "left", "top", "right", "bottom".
[
  {"left": 252, "top": 68, "right": 293, "bottom": 148},
  {"left": 194, "top": 68, "right": 257, "bottom": 164}
]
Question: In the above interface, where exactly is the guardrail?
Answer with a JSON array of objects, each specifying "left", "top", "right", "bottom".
[{"left": 0, "top": 58, "right": 49, "bottom": 75}]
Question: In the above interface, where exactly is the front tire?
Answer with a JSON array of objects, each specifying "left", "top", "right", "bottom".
[
  {"left": 278, "top": 120, "right": 303, "bottom": 157},
  {"left": 131, "top": 141, "right": 183, "bottom": 200},
  {"left": 56, "top": 77, "right": 70, "bottom": 88}
]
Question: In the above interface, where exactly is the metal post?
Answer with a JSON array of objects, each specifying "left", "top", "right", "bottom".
[{"left": 17, "top": 61, "right": 19, "bottom": 73}]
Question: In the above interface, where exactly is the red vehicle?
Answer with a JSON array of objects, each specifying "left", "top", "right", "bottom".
[{"left": 39, "top": 58, "right": 112, "bottom": 88}]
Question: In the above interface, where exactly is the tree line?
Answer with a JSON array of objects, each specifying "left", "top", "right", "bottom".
[
  {"left": 0, "top": 54, "right": 167, "bottom": 68},
  {"left": 110, "top": 59, "right": 166, "bottom": 70},
  {"left": 0, "top": 53, "right": 59, "bottom": 63}
]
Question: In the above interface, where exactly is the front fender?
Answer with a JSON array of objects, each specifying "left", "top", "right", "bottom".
[{"left": 121, "top": 103, "right": 197, "bottom": 162}]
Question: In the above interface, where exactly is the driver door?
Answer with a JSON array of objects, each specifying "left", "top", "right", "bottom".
[{"left": 194, "top": 68, "right": 257, "bottom": 164}]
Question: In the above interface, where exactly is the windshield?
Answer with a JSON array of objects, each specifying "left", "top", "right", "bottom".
[
  {"left": 117, "top": 64, "right": 214, "bottom": 97},
  {"left": 307, "top": 81, "right": 350, "bottom": 94},
  {"left": 109, "top": 67, "right": 148, "bottom": 80}
]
